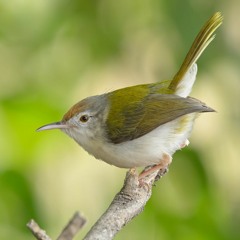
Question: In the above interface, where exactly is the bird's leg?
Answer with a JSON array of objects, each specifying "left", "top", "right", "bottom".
[{"left": 138, "top": 153, "right": 172, "bottom": 180}]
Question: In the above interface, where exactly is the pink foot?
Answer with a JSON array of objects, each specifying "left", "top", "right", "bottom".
[{"left": 139, "top": 153, "right": 172, "bottom": 180}]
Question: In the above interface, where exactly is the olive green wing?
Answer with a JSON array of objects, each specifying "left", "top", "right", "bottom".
[{"left": 106, "top": 94, "right": 214, "bottom": 144}]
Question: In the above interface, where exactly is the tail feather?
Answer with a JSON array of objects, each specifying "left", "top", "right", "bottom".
[{"left": 168, "top": 12, "right": 223, "bottom": 93}]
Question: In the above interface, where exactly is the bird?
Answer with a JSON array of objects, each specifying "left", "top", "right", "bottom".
[{"left": 37, "top": 12, "right": 223, "bottom": 178}]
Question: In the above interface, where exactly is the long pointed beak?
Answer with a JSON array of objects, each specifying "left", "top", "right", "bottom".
[{"left": 36, "top": 122, "right": 69, "bottom": 132}]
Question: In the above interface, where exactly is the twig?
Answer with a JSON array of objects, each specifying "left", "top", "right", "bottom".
[
  {"left": 27, "top": 167, "right": 167, "bottom": 240},
  {"left": 83, "top": 167, "right": 167, "bottom": 240},
  {"left": 27, "top": 219, "right": 52, "bottom": 240},
  {"left": 57, "top": 212, "right": 86, "bottom": 240},
  {"left": 27, "top": 212, "right": 86, "bottom": 240}
]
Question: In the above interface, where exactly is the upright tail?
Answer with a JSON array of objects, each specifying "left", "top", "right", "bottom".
[{"left": 168, "top": 12, "right": 223, "bottom": 93}]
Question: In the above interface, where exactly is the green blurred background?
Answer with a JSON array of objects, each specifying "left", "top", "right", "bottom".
[{"left": 0, "top": 0, "right": 239, "bottom": 239}]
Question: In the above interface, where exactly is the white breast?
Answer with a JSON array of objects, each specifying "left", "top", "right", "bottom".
[{"left": 77, "top": 113, "right": 196, "bottom": 168}]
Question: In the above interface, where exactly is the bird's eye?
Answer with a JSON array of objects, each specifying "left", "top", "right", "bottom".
[{"left": 79, "top": 115, "right": 89, "bottom": 123}]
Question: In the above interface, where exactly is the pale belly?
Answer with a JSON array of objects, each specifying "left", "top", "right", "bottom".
[{"left": 84, "top": 113, "right": 197, "bottom": 168}]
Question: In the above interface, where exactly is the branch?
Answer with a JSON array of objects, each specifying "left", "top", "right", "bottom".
[
  {"left": 83, "top": 167, "right": 167, "bottom": 240},
  {"left": 27, "top": 167, "right": 167, "bottom": 240},
  {"left": 27, "top": 212, "right": 86, "bottom": 240},
  {"left": 57, "top": 212, "right": 86, "bottom": 240},
  {"left": 27, "top": 219, "right": 52, "bottom": 240}
]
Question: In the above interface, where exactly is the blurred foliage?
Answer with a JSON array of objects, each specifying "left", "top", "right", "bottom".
[{"left": 0, "top": 0, "right": 240, "bottom": 240}]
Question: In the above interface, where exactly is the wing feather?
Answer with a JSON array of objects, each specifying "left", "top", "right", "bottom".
[{"left": 106, "top": 93, "right": 214, "bottom": 144}]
